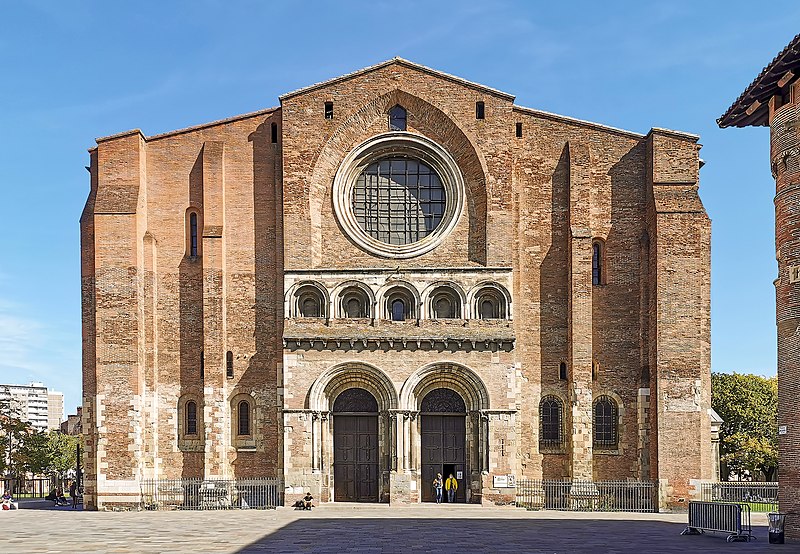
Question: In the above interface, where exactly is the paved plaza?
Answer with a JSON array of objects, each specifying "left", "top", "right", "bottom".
[{"left": 0, "top": 503, "right": 782, "bottom": 553}]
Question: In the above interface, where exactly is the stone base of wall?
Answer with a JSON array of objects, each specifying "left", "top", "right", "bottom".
[{"left": 389, "top": 471, "right": 419, "bottom": 504}]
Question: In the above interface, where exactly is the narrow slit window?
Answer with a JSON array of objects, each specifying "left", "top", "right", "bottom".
[
  {"left": 592, "top": 242, "right": 602, "bottom": 285},
  {"left": 559, "top": 362, "right": 567, "bottom": 380},
  {"left": 189, "top": 212, "right": 198, "bottom": 257},
  {"left": 186, "top": 401, "right": 197, "bottom": 435},
  {"left": 238, "top": 400, "right": 250, "bottom": 436},
  {"left": 324, "top": 101, "right": 334, "bottom": 120},
  {"left": 476, "top": 101, "right": 485, "bottom": 120},
  {"left": 226, "top": 351, "right": 233, "bottom": 379},
  {"left": 270, "top": 122, "right": 278, "bottom": 143},
  {"left": 515, "top": 122, "right": 523, "bottom": 138},
  {"left": 200, "top": 351, "right": 204, "bottom": 379}
]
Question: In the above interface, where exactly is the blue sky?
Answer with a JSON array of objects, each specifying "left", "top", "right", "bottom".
[{"left": 0, "top": 1, "right": 795, "bottom": 413}]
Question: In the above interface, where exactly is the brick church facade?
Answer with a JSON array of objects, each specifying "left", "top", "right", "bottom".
[{"left": 81, "top": 59, "right": 712, "bottom": 509}]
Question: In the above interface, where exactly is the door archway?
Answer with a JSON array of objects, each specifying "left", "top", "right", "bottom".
[
  {"left": 420, "top": 388, "right": 467, "bottom": 503},
  {"left": 333, "top": 388, "right": 379, "bottom": 502}
]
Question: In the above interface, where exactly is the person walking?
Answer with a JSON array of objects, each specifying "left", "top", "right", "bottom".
[
  {"left": 69, "top": 481, "right": 78, "bottom": 509},
  {"left": 445, "top": 473, "right": 458, "bottom": 503},
  {"left": 433, "top": 473, "right": 443, "bottom": 504}
]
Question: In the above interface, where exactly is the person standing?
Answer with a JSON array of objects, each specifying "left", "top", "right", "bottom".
[
  {"left": 433, "top": 473, "right": 443, "bottom": 504},
  {"left": 445, "top": 474, "right": 458, "bottom": 503},
  {"left": 69, "top": 481, "right": 78, "bottom": 509}
]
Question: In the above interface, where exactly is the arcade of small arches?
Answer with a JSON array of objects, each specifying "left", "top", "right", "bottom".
[{"left": 286, "top": 280, "right": 511, "bottom": 322}]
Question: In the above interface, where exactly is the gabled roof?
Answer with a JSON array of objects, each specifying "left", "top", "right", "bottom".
[
  {"left": 718, "top": 33, "right": 800, "bottom": 128},
  {"left": 279, "top": 57, "right": 515, "bottom": 102}
]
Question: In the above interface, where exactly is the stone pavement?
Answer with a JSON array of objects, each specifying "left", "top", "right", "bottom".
[{"left": 0, "top": 503, "right": 782, "bottom": 553}]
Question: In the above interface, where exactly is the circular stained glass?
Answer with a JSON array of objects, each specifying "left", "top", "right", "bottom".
[{"left": 352, "top": 157, "right": 446, "bottom": 246}]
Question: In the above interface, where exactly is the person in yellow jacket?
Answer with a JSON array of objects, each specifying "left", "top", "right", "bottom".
[{"left": 445, "top": 473, "right": 458, "bottom": 503}]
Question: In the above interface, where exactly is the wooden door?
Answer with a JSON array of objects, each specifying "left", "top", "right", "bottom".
[
  {"left": 421, "top": 414, "right": 466, "bottom": 502},
  {"left": 333, "top": 415, "right": 378, "bottom": 502}
]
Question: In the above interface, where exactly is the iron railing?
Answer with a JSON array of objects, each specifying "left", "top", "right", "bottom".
[
  {"left": 700, "top": 481, "right": 778, "bottom": 512},
  {"left": 140, "top": 478, "right": 280, "bottom": 510},
  {"left": 516, "top": 479, "right": 656, "bottom": 512},
  {"left": 2, "top": 477, "right": 55, "bottom": 498}
]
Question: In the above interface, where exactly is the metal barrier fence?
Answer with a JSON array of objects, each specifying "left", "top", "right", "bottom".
[
  {"left": 516, "top": 479, "right": 656, "bottom": 512},
  {"left": 140, "top": 478, "right": 280, "bottom": 510},
  {"left": 681, "top": 501, "right": 753, "bottom": 542},
  {"left": 700, "top": 481, "right": 778, "bottom": 512}
]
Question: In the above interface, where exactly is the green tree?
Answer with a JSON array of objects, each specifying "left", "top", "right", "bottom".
[
  {"left": 0, "top": 387, "right": 32, "bottom": 477},
  {"left": 48, "top": 432, "right": 78, "bottom": 478},
  {"left": 15, "top": 430, "right": 52, "bottom": 476},
  {"left": 711, "top": 372, "right": 778, "bottom": 481}
]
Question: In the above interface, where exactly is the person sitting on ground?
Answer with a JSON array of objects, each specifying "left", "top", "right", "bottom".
[
  {"left": 1, "top": 491, "right": 17, "bottom": 510},
  {"left": 47, "top": 488, "right": 68, "bottom": 506},
  {"left": 302, "top": 492, "right": 313, "bottom": 510}
]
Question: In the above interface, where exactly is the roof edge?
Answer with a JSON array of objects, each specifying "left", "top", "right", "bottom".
[
  {"left": 279, "top": 57, "right": 516, "bottom": 102},
  {"left": 146, "top": 106, "right": 280, "bottom": 141},
  {"left": 647, "top": 127, "right": 700, "bottom": 142},
  {"left": 95, "top": 129, "right": 144, "bottom": 144},
  {"left": 93, "top": 107, "right": 280, "bottom": 145},
  {"left": 719, "top": 33, "right": 800, "bottom": 128},
  {"left": 512, "top": 105, "right": 644, "bottom": 139}
]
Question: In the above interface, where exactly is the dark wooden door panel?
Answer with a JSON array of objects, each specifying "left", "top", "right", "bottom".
[
  {"left": 334, "top": 415, "right": 378, "bottom": 502},
  {"left": 420, "top": 415, "right": 466, "bottom": 502}
]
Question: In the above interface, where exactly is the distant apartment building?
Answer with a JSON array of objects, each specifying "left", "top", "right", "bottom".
[
  {"left": 0, "top": 382, "right": 63, "bottom": 432},
  {"left": 48, "top": 391, "right": 65, "bottom": 431}
]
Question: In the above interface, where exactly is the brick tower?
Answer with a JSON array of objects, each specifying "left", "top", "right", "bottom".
[{"left": 720, "top": 34, "right": 800, "bottom": 541}]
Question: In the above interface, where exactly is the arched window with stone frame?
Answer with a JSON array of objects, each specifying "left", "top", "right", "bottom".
[
  {"left": 429, "top": 286, "right": 461, "bottom": 319},
  {"left": 539, "top": 395, "right": 564, "bottom": 448},
  {"left": 230, "top": 393, "right": 256, "bottom": 450},
  {"left": 339, "top": 286, "right": 371, "bottom": 319},
  {"left": 473, "top": 286, "right": 508, "bottom": 320},
  {"left": 384, "top": 286, "right": 416, "bottom": 321},
  {"left": 593, "top": 395, "right": 618, "bottom": 448},
  {"left": 177, "top": 395, "right": 204, "bottom": 451},
  {"left": 294, "top": 284, "right": 327, "bottom": 319}
]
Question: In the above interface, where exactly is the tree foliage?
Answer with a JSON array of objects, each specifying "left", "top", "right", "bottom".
[
  {"left": 1, "top": 387, "right": 78, "bottom": 478},
  {"left": 711, "top": 372, "right": 778, "bottom": 481}
]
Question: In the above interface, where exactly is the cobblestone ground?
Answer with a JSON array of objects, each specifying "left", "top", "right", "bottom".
[{"left": 0, "top": 502, "right": 780, "bottom": 553}]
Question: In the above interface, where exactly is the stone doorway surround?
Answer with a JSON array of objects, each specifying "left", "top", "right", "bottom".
[{"left": 296, "top": 361, "right": 495, "bottom": 505}]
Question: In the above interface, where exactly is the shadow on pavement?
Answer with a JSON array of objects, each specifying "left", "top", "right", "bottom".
[
  {"left": 16, "top": 498, "right": 83, "bottom": 511},
  {"left": 237, "top": 517, "right": 772, "bottom": 553}
]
